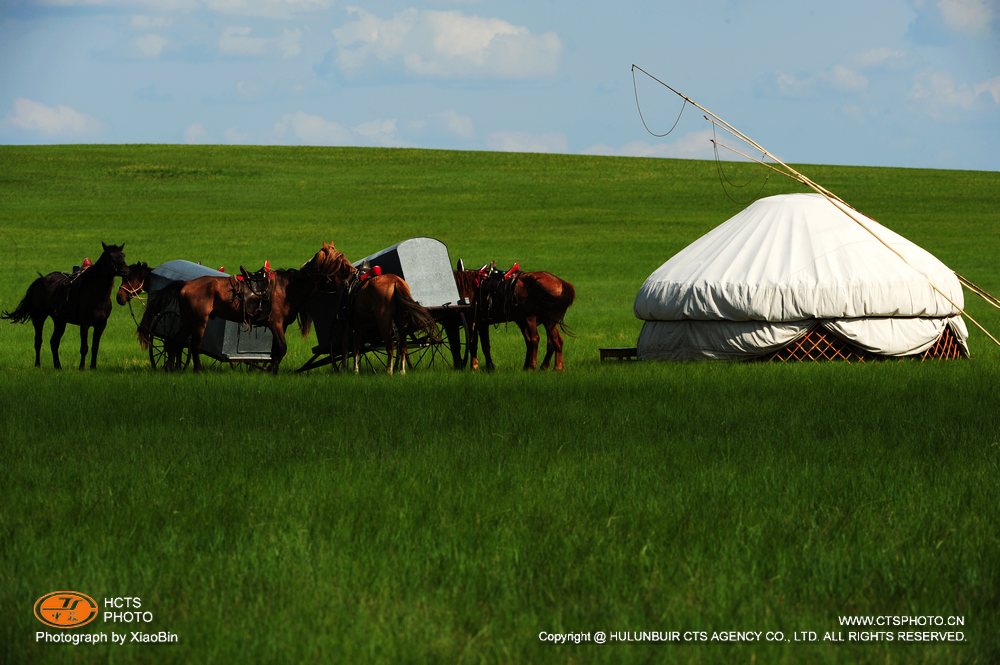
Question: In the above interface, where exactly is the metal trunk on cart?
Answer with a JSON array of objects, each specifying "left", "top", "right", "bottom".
[
  {"left": 149, "top": 260, "right": 273, "bottom": 361},
  {"left": 355, "top": 237, "right": 461, "bottom": 308}
]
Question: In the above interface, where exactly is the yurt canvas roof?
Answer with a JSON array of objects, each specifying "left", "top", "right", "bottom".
[
  {"left": 635, "top": 193, "right": 963, "bottom": 322},
  {"left": 634, "top": 193, "right": 968, "bottom": 360}
]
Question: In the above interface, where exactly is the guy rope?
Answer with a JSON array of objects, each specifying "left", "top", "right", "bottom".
[{"left": 631, "top": 64, "right": 1000, "bottom": 349}]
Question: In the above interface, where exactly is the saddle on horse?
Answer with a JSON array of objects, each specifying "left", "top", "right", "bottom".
[
  {"left": 230, "top": 263, "right": 274, "bottom": 327},
  {"left": 335, "top": 263, "right": 382, "bottom": 321},
  {"left": 477, "top": 261, "right": 520, "bottom": 321}
]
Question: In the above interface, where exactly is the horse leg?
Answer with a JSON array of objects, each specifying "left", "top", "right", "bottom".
[
  {"left": 89, "top": 319, "right": 107, "bottom": 369},
  {"left": 468, "top": 322, "right": 480, "bottom": 371},
  {"left": 397, "top": 326, "right": 407, "bottom": 376},
  {"left": 480, "top": 323, "right": 494, "bottom": 371},
  {"left": 50, "top": 319, "right": 66, "bottom": 369},
  {"left": 352, "top": 333, "right": 361, "bottom": 374},
  {"left": 78, "top": 324, "right": 90, "bottom": 370},
  {"left": 520, "top": 317, "right": 540, "bottom": 370},
  {"left": 270, "top": 325, "right": 287, "bottom": 374},
  {"left": 189, "top": 321, "right": 207, "bottom": 373},
  {"left": 444, "top": 317, "right": 462, "bottom": 369},
  {"left": 541, "top": 322, "right": 564, "bottom": 371},
  {"left": 31, "top": 315, "right": 45, "bottom": 367},
  {"left": 385, "top": 327, "right": 395, "bottom": 376}
]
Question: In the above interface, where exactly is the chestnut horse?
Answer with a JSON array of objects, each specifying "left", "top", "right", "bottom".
[
  {"left": 453, "top": 263, "right": 575, "bottom": 371},
  {"left": 309, "top": 242, "right": 439, "bottom": 374},
  {"left": 3, "top": 242, "right": 128, "bottom": 369},
  {"left": 137, "top": 250, "right": 326, "bottom": 373}
]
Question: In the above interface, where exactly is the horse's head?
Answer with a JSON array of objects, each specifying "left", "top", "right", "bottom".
[
  {"left": 116, "top": 261, "right": 149, "bottom": 305},
  {"left": 306, "top": 241, "right": 355, "bottom": 284},
  {"left": 101, "top": 241, "right": 128, "bottom": 276}
]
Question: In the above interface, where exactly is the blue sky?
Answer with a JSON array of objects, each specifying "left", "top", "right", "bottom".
[{"left": 1, "top": 0, "right": 997, "bottom": 170}]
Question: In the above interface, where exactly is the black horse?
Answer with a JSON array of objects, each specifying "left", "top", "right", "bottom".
[{"left": 3, "top": 242, "right": 128, "bottom": 369}]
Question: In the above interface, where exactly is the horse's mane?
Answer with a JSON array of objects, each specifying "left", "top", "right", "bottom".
[
  {"left": 273, "top": 267, "right": 316, "bottom": 338},
  {"left": 309, "top": 244, "right": 356, "bottom": 283}
]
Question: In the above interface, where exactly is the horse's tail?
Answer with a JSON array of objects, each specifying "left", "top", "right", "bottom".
[
  {"left": 556, "top": 280, "right": 577, "bottom": 337},
  {"left": 296, "top": 309, "right": 313, "bottom": 338},
  {"left": 394, "top": 283, "right": 440, "bottom": 342},
  {"left": 136, "top": 298, "right": 157, "bottom": 351},
  {"left": 1, "top": 276, "right": 44, "bottom": 323}
]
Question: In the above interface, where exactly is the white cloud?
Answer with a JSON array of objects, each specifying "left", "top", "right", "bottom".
[
  {"left": 937, "top": 0, "right": 994, "bottom": 35},
  {"left": 130, "top": 15, "right": 173, "bottom": 30},
  {"left": 354, "top": 119, "right": 399, "bottom": 146},
  {"left": 134, "top": 33, "right": 169, "bottom": 57},
  {"left": 275, "top": 111, "right": 353, "bottom": 144},
  {"left": 438, "top": 109, "right": 474, "bottom": 140},
  {"left": 184, "top": 123, "right": 209, "bottom": 143},
  {"left": 235, "top": 80, "right": 262, "bottom": 99},
  {"left": 274, "top": 111, "right": 406, "bottom": 147},
  {"left": 220, "top": 26, "right": 301, "bottom": 58},
  {"left": 976, "top": 76, "right": 1000, "bottom": 104},
  {"left": 772, "top": 72, "right": 812, "bottom": 97},
  {"left": 487, "top": 131, "right": 567, "bottom": 154},
  {"left": 276, "top": 28, "right": 302, "bottom": 57},
  {"left": 332, "top": 7, "right": 562, "bottom": 80},
  {"left": 770, "top": 47, "right": 905, "bottom": 99},
  {"left": 224, "top": 128, "right": 249, "bottom": 143},
  {"left": 828, "top": 64, "right": 868, "bottom": 93},
  {"left": 910, "top": 71, "right": 1000, "bottom": 113},
  {"left": 38, "top": 0, "right": 331, "bottom": 18},
  {"left": 5, "top": 98, "right": 101, "bottom": 137},
  {"left": 205, "top": 0, "right": 332, "bottom": 18},
  {"left": 220, "top": 26, "right": 268, "bottom": 56},
  {"left": 584, "top": 130, "right": 719, "bottom": 161},
  {"left": 850, "top": 47, "right": 905, "bottom": 69}
]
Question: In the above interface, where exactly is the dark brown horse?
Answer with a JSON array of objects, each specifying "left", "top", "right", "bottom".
[
  {"left": 454, "top": 263, "right": 575, "bottom": 371},
  {"left": 116, "top": 261, "right": 151, "bottom": 306},
  {"left": 137, "top": 251, "right": 325, "bottom": 373},
  {"left": 3, "top": 242, "right": 128, "bottom": 369},
  {"left": 309, "top": 242, "right": 440, "bottom": 374}
]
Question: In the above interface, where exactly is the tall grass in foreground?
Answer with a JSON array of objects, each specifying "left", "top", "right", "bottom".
[
  {"left": 1, "top": 363, "right": 998, "bottom": 663},
  {"left": 0, "top": 146, "right": 998, "bottom": 663}
]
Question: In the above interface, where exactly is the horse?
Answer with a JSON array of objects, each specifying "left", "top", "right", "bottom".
[
  {"left": 116, "top": 261, "right": 152, "bottom": 306},
  {"left": 308, "top": 242, "right": 440, "bottom": 375},
  {"left": 345, "top": 272, "right": 440, "bottom": 374},
  {"left": 2, "top": 242, "right": 128, "bottom": 369},
  {"left": 453, "top": 262, "right": 575, "bottom": 371},
  {"left": 137, "top": 252, "right": 325, "bottom": 373}
]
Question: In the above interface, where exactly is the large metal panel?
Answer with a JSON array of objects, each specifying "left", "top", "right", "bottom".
[
  {"left": 199, "top": 319, "right": 272, "bottom": 361},
  {"left": 355, "top": 237, "right": 460, "bottom": 308}
]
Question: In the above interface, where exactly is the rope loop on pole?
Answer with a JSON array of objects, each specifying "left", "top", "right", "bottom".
[{"left": 632, "top": 64, "right": 687, "bottom": 138}]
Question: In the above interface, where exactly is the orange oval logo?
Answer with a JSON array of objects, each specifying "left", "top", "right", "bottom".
[{"left": 33, "top": 591, "right": 99, "bottom": 629}]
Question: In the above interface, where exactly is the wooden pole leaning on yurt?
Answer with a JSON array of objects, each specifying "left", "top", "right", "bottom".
[{"left": 630, "top": 64, "right": 1000, "bottom": 349}]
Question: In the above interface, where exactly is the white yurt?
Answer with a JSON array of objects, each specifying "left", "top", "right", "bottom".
[{"left": 634, "top": 193, "right": 969, "bottom": 361}]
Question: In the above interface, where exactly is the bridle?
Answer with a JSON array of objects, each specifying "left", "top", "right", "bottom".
[
  {"left": 120, "top": 276, "right": 147, "bottom": 327},
  {"left": 120, "top": 277, "right": 146, "bottom": 301}
]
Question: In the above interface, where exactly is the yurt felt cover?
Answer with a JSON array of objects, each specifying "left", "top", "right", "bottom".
[{"left": 634, "top": 193, "right": 969, "bottom": 360}]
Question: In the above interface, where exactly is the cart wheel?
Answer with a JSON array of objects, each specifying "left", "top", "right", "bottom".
[
  {"left": 361, "top": 344, "right": 392, "bottom": 373},
  {"left": 435, "top": 312, "right": 469, "bottom": 369},
  {"left": 148, "top": 311, "right": 190, "bottom": 371},
  {"left": 405, "top": 322, "right": 444, "bottom": 369}
]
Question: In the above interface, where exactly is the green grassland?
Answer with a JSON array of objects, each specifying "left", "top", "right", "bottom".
[{"left": 1, "top": 145, "right": 998, "bottom": 664}]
